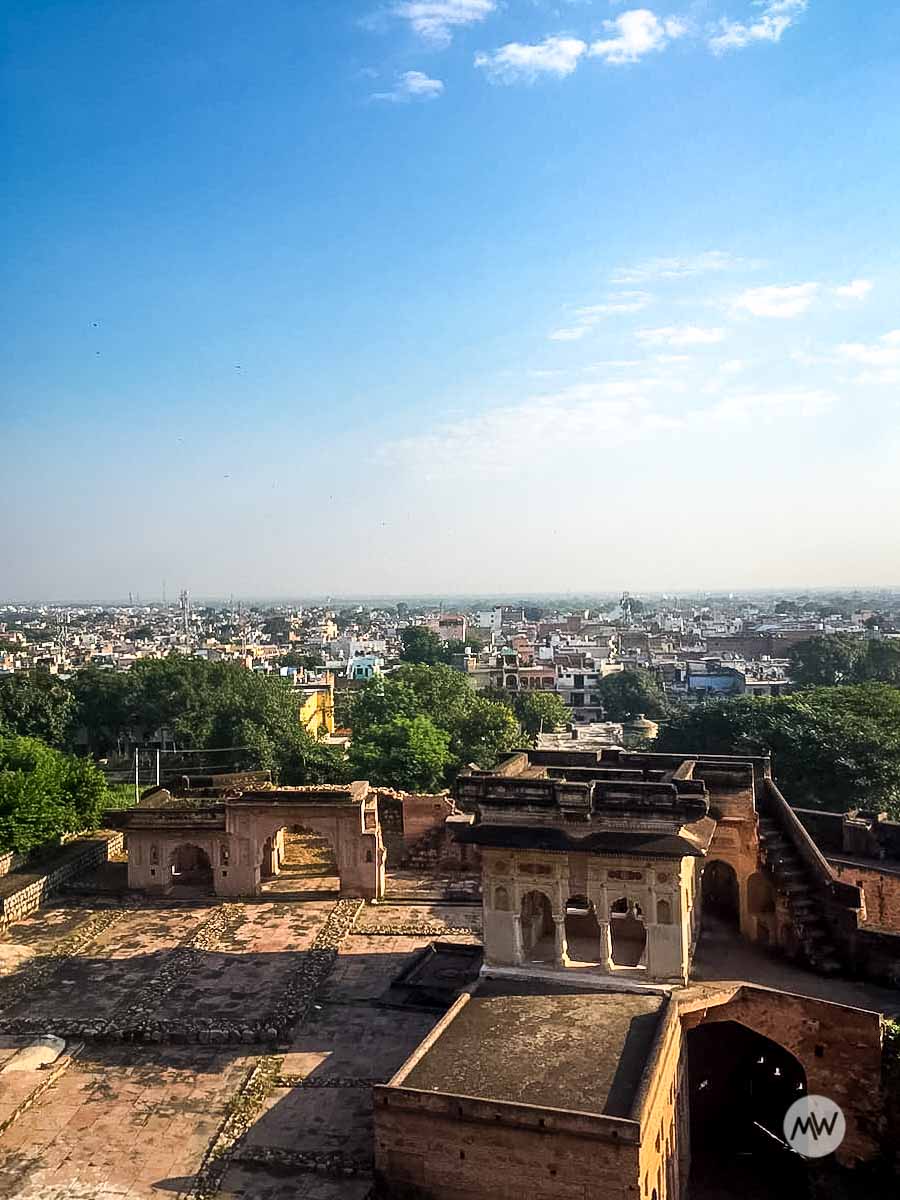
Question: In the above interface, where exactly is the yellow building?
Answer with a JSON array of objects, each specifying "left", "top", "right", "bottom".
[{"left": 297, "top": 677, "right": 335, "bottom": 737}]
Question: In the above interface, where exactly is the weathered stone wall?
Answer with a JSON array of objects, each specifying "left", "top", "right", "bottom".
[
  {"left": 374, "top": 1087, "right": 641, "bottom": 1200},
  {"left": 631, "top": 1000, "right": 688, "bottom": 1200},
  {"left": 830, "top": 860, "right": 900, "bottom": 932},
  {"left": 680, "top": 985, "right": 883, "bottom": 1166},
  {"left": 0, "top": 850, "right": 25, "bottom": 878},
  {"left": 0, "top": 832, "right": 124, "bottom": 930}
]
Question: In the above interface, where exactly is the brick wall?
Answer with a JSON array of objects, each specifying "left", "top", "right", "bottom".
[
  {"left": 831, "top": 861, "right": 900, "bottom": 932},
  {"left": 0, "top": 832, "right": 124, "bottom": 930},
  {"left": 374, "top": 1088, "right": 641, "bottom": 1200},
  {"left": 0, "top": 850, "right": 25, "bottom": 878}
]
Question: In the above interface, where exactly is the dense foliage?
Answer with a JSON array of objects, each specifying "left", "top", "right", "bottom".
[
  {"left": 594, "top": 669, "right": 669, "bottom": 721},
  {"left": 348, "top": 664, "right": 522, "bottom": 789},
  {"left": 657, "top": 683, "right": 900, "bottom": 816},
  {"left": 788, "top": 634, "right": 900, "bottom": 687},
  {"left": 0, "top": 735, "right": 109, "bottom": 854},
  {"left": 0, "top": 673, "right": 77, "bottom": 747}
]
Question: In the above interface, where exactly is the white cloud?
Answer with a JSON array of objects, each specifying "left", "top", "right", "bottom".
[
  {"left": 698, "top": 386, "right": 833, "bottom": 429},
  {"left": 611, "top": 250, "right": 749, "bottom": 284},
  {"left": 637, "top": 325, "right": 726, "bottom": 346},
  {"left": 709, "top": 0, "right": 808, "bottom": 55},
  {"left": 834, "top": 279, "right": 873, "bottom": 301},
  {"left": 576, "top": 291, "right": 653, "bottom": 317},
  {"left": 372, "top": 70, "right": 445, "bottom": 102},
  {"left": 836, "top": 330, "right": 900, "bottom": 369},
  {"left": 475, "top": 35, "right": 587, "bottom": 83},
  {"left": 381, "top": 378, "right": 836, "bottom": 478},
  {"left": 549, "top": 325, "right": 592, "bottom": 342},
  {"left": 548, "top": 292, "right": 652, "bottom": 341},
  {"left": 590, "top": 9, "right": 687, "bottom": 65},
  {"left": 732, "top": 282, "right": 818, "bottom": 318},
  {"left": 391, "top": 0, "right": 496, "bottom": 47}
]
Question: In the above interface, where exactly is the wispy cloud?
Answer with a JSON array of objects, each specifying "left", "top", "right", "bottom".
[
  {"left": 732, "top": 282, "right": 818, "bottom": 318},
  {"left": 372, "top": 70, "right": 445, "bottom": 102},
  {"left": 548, "top": 291, "right": 653, "bottom": 341},
  {"left": 834, "top": 279, "right": 873, "bottom": 301},
  {"left": 836, "top": 331, "right": 900, "bottom": 383},
  {"left": 709, "top": 0, "right": 808, "bottom": 55},
  {"left": 590, "top": 9, "right": 687, "bottom": 65},
  {"left": 475, "top": 35, "right": 587, "bottom": 83},
  {"left": 611, "top": 250, "right": 750, "bottom": 284},
  {"left": 637, "top": 325, "right": 726, "bottom": 346},
  {"left": 391, "top": 0, "right": 496, "bottom": 47},
  {"left": 381, "top": 378, "right": 835, "bottom": 478}
]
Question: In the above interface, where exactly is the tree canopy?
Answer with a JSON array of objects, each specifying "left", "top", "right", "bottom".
[
  {"left": 788, "top": 634, "right": 900, "bottom": 688},
  {"left": 656, "top": 683, "right": 900, "bottom": 817},
  {"left": 0, "top": 734, "right": 109, "bottom": 854},
  {"left": 0, "top": 673, "right": 76, "bottom": 747},
  {"left": 349, "top": 663, "right": 521, "bottom": 787},
  {"left": 595, "top": 669, "right": 669, "bottom": 721}
]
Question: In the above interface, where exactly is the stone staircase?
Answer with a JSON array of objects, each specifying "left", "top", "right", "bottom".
[{"left": 757, "top": 814, "right": 843, "bottom": 976}]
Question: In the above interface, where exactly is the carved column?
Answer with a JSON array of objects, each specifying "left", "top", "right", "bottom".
[
  {"left": 553, "top": 914, "right": 569, "bottom": 967},
  {"left": 512, "top": 912, "right": 525, "bottom": 965},
  {"left": 599, "top": 921, "right": 613, "bottom": 970}
]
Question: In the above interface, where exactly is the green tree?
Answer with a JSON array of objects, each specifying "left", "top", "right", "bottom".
[
  {"left": 595, "top": 669, "right": 668, "bottom": 721},
  {"left": 0, "top": 734, "right": 110, "bottom": 854},
  {"left": 450, "top": 697, "right": 520, "bottom": 769},
  {"left": 788, "top": 635, "right": 864, "bottom": 686},
  {"left": 855, "top": 640, "right": 900, "bottom": 686},
  {"left": 656, "top": 684, "right": 900, "bottom": 817},
  {"left": 399, "top": 627, "right": 444, "bottom": 665},
  {"left": 512, "top": 690, "right": 569, "bottom": 742},
  {"left": 0, "top": 674, "right": 76, "bottom": 748},
  {"left": 348, "top": 715, "right": 451, "bottom": 791}
]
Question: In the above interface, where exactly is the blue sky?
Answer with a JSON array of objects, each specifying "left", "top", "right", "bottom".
[{"left": 3, "top": 1, "right": 899, "bottom": 600}]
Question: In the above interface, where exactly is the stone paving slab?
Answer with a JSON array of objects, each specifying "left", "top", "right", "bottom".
[
  {"left": 158, "top": 901, "right": 336, "bottom": 1024},
  {"left": 0, "top": 905, "right": 99, "bottom": 974},
  {"left": 318, "top": 933, "right": 435, "bottom": 1002},
  {"left": 219, "top": 1163, "right": 373, "bottom": 1199},
  {"left": 0, "top": 1045, "right": 249, "bottom": 1200},
  {"left": 3, "top": 906, "right": 217, "bottom": 1023},
  {"left": 242, "top": 1084, "right": 373, "bottom": 1162},
  {"left": 286, "top": 1004, "right": 437, "bottom": 1083},
  {"left": 356, "top": 902, "right": 481, "bottom": 933}
]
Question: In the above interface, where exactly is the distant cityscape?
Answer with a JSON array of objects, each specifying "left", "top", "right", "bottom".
[{"left": 3, "top": 587, "right": 899, "bottom": 745}]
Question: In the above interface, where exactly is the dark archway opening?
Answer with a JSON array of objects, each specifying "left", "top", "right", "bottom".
[
  {"left": 610, "top": 897, "right": 647, "bottom": 967},
  {"left": 520, "top": 889, "right": 554, "bottom": 961},
  {"left": 260, "top": 824, "right": 339, "bottom": 898},
  {"left": 169, "top": 844, "right": 213, "bottom": 894},
  {"left": 687, "top": 1020, "right": 808, "bottom": 1196},
  {"left": 702, "top": 860, "right": 740, "bottom": 927},
  {"left": 564, "top": 895, "right": 603, "bottom": 965}
]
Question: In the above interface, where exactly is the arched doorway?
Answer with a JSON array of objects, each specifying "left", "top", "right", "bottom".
[
  {"left": 610, "top": 897, "right": 647, "bottom": 967},
  {"left": 260, "top": 824, "right": 339, "bottom": 898},
  {"left": 564, "top": 895, "right": 603, "bottom": 965},
  {"left": 169, "top": 844, "right": 213, "bottom": 894},
  {"left": 520, "top": 890, "right": 554, "bottom": 962},
  {"left": 687, "top": 1021, "right": 808, "bottom": 1187},
  {"left": 702, "top": 860, "right": 740, "bottom": 927}
]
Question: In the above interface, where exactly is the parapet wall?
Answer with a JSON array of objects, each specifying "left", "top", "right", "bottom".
[{"left": 0, "top": 831, "right": 124, "bottom": 930}]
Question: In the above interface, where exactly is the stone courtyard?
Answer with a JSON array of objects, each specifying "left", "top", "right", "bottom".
[{"left": 0, "top": 856, "right": 481, "bottom": 1200}]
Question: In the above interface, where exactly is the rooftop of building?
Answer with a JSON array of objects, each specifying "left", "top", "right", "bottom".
[{"left": 402, "top": 978, "right": 663, "bottom": 1117}]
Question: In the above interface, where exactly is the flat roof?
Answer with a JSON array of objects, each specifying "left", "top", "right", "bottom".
[{"left": 403, "top": 979, "right": 663, "bottom": 1117}]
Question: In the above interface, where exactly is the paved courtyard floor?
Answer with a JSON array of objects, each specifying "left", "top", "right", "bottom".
[{"left": 0, "top": 874, "right": 482, "bottom": 1199}]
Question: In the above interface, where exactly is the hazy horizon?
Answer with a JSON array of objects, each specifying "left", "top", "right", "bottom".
[{"left": 4, "top": 2, "right": 899, "bottom": 597}]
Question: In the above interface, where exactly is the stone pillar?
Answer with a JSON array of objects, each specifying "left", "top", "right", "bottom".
[
  {"left": 512, "top": 913, "right": 525, "bottom": 965},
  {"left": 599, "top": 920, "right": 613, "bottom": 970},
  {"left": 553, "top": 914, "right": 568, "bottom": 967}
]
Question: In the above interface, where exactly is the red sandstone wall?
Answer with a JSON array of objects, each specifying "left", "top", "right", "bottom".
[
  {"left": 374, "top": 1098, "right": 641, "bottom": 1200},
  {"left": 830, "top": 861, "right": 900, "bottom": 932}
]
